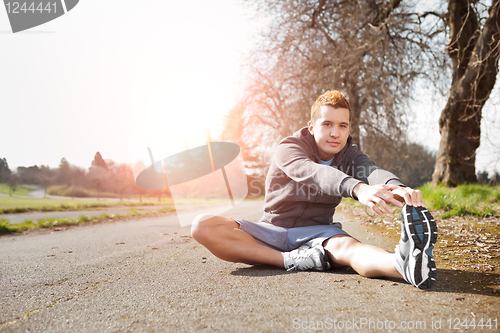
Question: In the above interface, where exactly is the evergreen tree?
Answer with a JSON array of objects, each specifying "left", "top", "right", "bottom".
[
  {"left": 0, "top": 158, "right": 12, "bottom": 183},
  {"left": 91, "top": 152, "right": 107, "bottom": 170}
]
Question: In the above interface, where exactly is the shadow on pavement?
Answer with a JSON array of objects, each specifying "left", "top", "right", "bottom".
[
  {"left": 231, "top": 265, "right": 360, "bottom": 277},
  {"left": 432, "top": 268, "right": 499, "bottom": 297},
  {"left": 231, "top": 265, "right": 288, "bottom": 277},
  {"left": 231, "top": 266, "right": 499, "bottom": 297}
]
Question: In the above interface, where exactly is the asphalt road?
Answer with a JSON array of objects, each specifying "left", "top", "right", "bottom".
[{"left": 1, "top": 201, "right": 499, "bottom": 332}]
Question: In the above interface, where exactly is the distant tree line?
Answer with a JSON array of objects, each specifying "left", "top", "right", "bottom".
[
  {"left": 477, "top": 171, "right": 500, "bottom": 185},
  {"left": 0, "top": 151, "right": 498, "bottom": 200},
  {"left": 0, "top": 153, "right": 170, "bottom": 201},
  {"left": 0, "top": 158, "right": 12, "bottom": 183}
]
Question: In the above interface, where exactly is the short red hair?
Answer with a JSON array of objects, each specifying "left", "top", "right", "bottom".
[{"left": 311, "top": 90, "right": 351, "bottom": 123}]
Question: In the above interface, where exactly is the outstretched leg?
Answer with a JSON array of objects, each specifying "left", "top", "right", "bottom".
[
  {"left": 324, "top": 205, "right": 438, "bottom": 290},
  {"left": 191, "top": 214, "right": 284, "bottom": 267},
  {"left": 323, "top": 235, "right": 402, "bottom": 278}
]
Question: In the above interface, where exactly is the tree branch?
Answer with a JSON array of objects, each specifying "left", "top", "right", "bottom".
[
  {"left": 461, "top": 0, "right": 500, "bottom": 101},
  {"left": 447, "top": 0, "right": 480, "bottom": 83},
  {"left": 370, "top": 0, "right": 403, "bottom": 27}
]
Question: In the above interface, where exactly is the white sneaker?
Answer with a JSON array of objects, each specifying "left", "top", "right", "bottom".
[
  {"left": 284, "top": 244, "right": 331, "bottom": 272},
  {"left": 394, "top": 205, "right": 438, "bottom": 289}
]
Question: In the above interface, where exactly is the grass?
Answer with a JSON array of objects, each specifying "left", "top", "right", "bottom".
[
  {"left": 0, "top": 196, "right": 162, "bottom": 214},
  {"left": 339, "top": 183, "right": 500, "bottom": 219},
  {"left": 0, "top": 183, "right": 36, "bottom": 196},
  {"left": 419, "top": 183, "right": 500, "bottom": 218},
  {"left": 0, "top": 206, "right": 177, "bottom": 234},
  {"left": 0, "top": 195, "right": 185, "bottom": 214},
  {"left": 0, "top": 195, "right": 240, "bottom": 234},
  {"left": 338, "top": 185, "right": 500, "bottom": 279}
]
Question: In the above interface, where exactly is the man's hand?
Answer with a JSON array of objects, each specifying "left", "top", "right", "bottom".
[
  {"left": 352, "top": 183, "right": 424, "bottom": 215},
  {"left": 390, "top": 186, "right": 425, "bottom": 207}
]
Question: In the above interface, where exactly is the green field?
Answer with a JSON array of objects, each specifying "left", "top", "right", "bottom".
[
  {"left": 0, "top": 183, "right": 35, "bottom": 196},
  {"left": 0, "top": 206, "right": 177, "bottom": 234},
  {"left": 0, "top": 196, "right": 176, "bottom": 214},
  {"left": 0, "top": 194, "right": 234, "bottom": 234},
  {"left": 0, "top": 196, "right": 126, "bottom": 212},
  {"left": 335, "top": 183, "right": 500, "bottom": 219},
  {"left": 0, "top": 194, "right": 236, "bottom": 214}
]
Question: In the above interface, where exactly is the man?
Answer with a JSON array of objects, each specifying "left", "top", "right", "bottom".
[{"left": 191, "top": 90, "right": 437, "bottom": 289}]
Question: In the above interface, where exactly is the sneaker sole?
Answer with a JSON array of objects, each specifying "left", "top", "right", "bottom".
[{"left": 403, "top": 206, "right": 438, "bottom": 289}]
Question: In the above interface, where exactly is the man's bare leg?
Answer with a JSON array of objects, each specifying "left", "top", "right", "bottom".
[
  {"left": 323, "top": 235, "right": 402, "bottom": 278},
  {"left": 191, "top": 214, "right": 284, "bottom": 267}
]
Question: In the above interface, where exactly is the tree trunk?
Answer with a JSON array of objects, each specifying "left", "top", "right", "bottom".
[
  {"left": 432, "top": 0, "right": 500, "bottom": 186},
  {"left": 344, "top": 73, "right": 361, "bottom": 149},
  {"left": 432, "top": 95, "right": 482, "bottom": 185},
  {"left": 348, "top": 89, "right": 361, "bottom": 150}
]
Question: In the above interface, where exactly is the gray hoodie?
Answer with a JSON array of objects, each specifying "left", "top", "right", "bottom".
[{"left": 261, "top": 127, "right": 404, "bottom": 228}]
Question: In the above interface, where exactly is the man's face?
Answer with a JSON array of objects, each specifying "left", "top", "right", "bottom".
[{"left": 308, "top": 105, "right": 350, "bottom": 161}]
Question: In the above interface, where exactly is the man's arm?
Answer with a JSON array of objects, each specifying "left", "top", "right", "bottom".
[
  {"left": 352, "top": 183, "right": 425, "bottom": 215},
  {"left": 274, "top": 137, "right": 362, "bottom": 198}
]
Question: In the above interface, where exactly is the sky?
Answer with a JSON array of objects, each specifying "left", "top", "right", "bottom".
[
  {"left": 1, "top": 0, "right": 262, "bottom": 172},
  {"left": 1, "top": 0, "right": 499, "bottom": 176}
]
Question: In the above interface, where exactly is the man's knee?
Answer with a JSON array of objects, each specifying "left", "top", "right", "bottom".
[
  {"left": 191, "top": 214, "right": 217, "bottom": 241},
  {"left": 191, "top": 214, "right": 236, "bottom": 244},
  {"left": 323, "top": 235, "right": 359, "bottom": 262}
]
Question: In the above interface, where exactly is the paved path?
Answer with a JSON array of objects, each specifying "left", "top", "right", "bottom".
[
  {"left": 1, "top": 186, "right": 180, "bottom": 224},
  {"left": 1, "top": 201, "right": 498, "bottom": 332},
  {"left": 0, "top": 186, "right": 142, "bottom": 202},
  {"left": 24, "top": 188, "right": 141, "bottom": 202}
]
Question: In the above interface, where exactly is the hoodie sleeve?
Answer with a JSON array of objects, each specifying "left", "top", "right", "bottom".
[
  {"left": 274, "top": 137, "right": 363, "bottom": 198},
  {"left": 349, "top": 152, "right": 405, "bottom": 187}
]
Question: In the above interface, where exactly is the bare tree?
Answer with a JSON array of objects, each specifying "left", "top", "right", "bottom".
[
  {"left": 109, "top": 163, "right": 136, "bottom": 201},
  {"left": 432, "top": 0, "right": 500, "bottom": 185},
  {"left": 7, "top": 173, "right": 20, "bottom": 197},
  {"left": 234, "top": 0, "right": 442, "bottom": 175},
  {"left": 36, "top": 165, "right": 55, "bottom": 198},
  {"left": 87, "top": 166, "right": 108, "bottom": 200}
]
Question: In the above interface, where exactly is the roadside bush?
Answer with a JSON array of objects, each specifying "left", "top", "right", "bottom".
[
  {"left": 46, "top": 185, "right": 117, "bottom": 198},
  {"left": 63, "top": 186, "right": 91, "bottom": 198},
  {"left": 0, "top": 219, "right": 12, "bottom": 234}
]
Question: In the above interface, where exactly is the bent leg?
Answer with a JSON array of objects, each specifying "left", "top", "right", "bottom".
[
  {"left": 191, "top": 214, "right": 284, "bottom": 267},
  {"left": 323, "top": 235, "right": 402, "bottom": 278}
]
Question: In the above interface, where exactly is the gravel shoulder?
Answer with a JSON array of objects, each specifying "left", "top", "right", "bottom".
[{"left": 337, "top": 200, "right": 500, "bottom": 295}]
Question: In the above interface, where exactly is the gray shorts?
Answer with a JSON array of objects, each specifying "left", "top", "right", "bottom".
[{"left": 233, "top": 219, "right": 350, "bottom": 252}]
